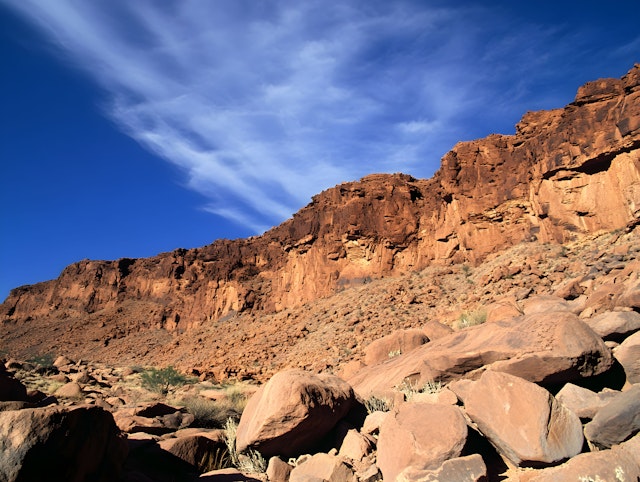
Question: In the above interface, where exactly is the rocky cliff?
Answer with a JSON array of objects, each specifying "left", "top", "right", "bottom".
[{"left": 2, "top": 65, "right": 639, "bottom": 333}]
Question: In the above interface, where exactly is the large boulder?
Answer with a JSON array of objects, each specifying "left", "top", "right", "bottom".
[
  {"left": 364, "top": 328, "right": 429, "bottom": 366},
  {"left": 614, "top": 331, "right": 640, "bottom": 384},
  {"left": 584, "top": 384, "right": 640, "bottom": 450},
  {"left": 0, "top": 366, "right": 27, "bottom": 402},
  {"left": 236, "top": 370, "right": 359, "bottom": 458},
  {"left": 158, "top": 432, "right": 227, "bottom": 473},
  {"left": 585, "top": 310, "right": 640, "bottom": 342},
  {"left": 555, "top": 383, "right": 619, "bottom": 420},
  {"left": 0, "top": 405, "right": 128, "bottom": 482},
  {"left": 463, "top": 371, "right": 583, "bottom": 467},
  {"left": 349, "top": 312, "right": 612, "bottom": 397},
  {"left": 396, "top": 454, "right": 487, "bottom": 482},
  {"left": 376, "top": 402, "right": 468, "bottom": 481}
]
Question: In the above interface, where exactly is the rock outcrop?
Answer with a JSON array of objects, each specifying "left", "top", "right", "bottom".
[{"left": 1, "top": 65, "right": 639, "bottom": 361}]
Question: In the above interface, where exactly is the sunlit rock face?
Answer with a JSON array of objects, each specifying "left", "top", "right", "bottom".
[{"left": 1, "top": 65, "right": 639, "bottom": 335}]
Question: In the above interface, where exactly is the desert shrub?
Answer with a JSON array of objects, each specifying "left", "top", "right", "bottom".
[
  {"left": 224, "top": 418, "right": 266, "bottom": 473},
  {"left": 365, "top": 395, "right": 392, "bottom": 413},
  {"left": 198, "top": 447, "right": 232, "bottom": 471},
  {"left": 454, "top": 309, "right": 487, "bottom": 330},
  {"left": 396, "top": 379, "right": 444, "bottom": 401},
  {"left": 141, "top": 366, "right": 190, "bottom": 395},
  {"left": 388, "top": 349, "right": 402, "bottom": 358},
  {"left": 224, "top": 385, "right": 249, "bottom": 413},
  {"left": 182, "top": 396, "right": 241, "bottom": 428},
  {"left": 27, "top": 353, "right": 56, "bottom": 375}
]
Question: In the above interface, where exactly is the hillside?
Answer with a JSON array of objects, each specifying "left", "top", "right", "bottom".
[{"left": 1, "top": 64, "right": 639, "bottom": 377}]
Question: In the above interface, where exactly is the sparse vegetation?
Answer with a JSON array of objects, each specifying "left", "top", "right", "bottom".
[
  {"left": 140, "top": 366, "right": 191, "bottom": 395},
  {"left": 396, "top": 378, "right": 444, "bottom": 401},
  {"left": 27, "top": 353, "right": 56, "bottom": 374},
  {"left": 388, "top": 349, "right": 402, "bottom": 358},
  {"left": 224, "top": 418, "right": 267, "bottom": 473},
  {"left": 364, "top": 395, "right": 392, "bottom": 413},
  {"left": 454, "top": 308, "right": 487, "bottom": 330}
]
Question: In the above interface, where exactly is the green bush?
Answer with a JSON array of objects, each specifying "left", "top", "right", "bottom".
[{"left": 141, "top": 366, "right": 190, "bottom": 395}]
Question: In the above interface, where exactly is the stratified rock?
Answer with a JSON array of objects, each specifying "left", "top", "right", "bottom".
[
  {"left": 464, "top": 371, "right": 583, "bottom": 467},
  {"left": 555, "top": 383, "right": 619, "bottom": 420},
  {"left": 0, "top": 405, "right": 128, "bottom": 482},
  {"left": 396, "top": 454, "right": 487, "bottom": 482},
  {"left": 585, "top": 310, "right": 640, "bottom": 342},
  {"left": 523, "top": 434, "right": 640, "bottom": 482},
  {"left": 364, "top": 329, "right": 428, "bottom": 366},
  {"left": 377, "top": 402, "right": 467, "bottom": 481},
  {"left": 350, "top": 311, "right": 612, "bottom": 397},
  {"left": 288, "top": 453, "right": 355, "bottom": 482},
  {"left": 614, "top": 331, "right": 640, "bottom": 384},
  {"left": 236, "top": 370, "right": 358, "bottom": 458},
  {"left": 584, "top": 384, "right": 640, "bottom": 450}
]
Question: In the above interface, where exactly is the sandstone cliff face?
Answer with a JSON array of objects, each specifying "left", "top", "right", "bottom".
[{"left": 2, "top": 65, "right": 639, "bottom": 331}]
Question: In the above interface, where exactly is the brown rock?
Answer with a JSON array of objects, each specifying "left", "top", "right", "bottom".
[
  {"left": 584, "top": 384, "right": 640, "bottom": 450},
  {"left": 464, "top": 371, "right": 583, "bottom": 467},
  {"left": 350, "top": 311, "right": 612, "bottom": 397},
  {"left": 523, "top": 434, "right": 640, "bottom": 482},
  {"left": 0, "top": 367, "right": 27, "bottom": 402},
  {"left": 617, "top": 280, "right": 640, "bottom": 309},
  {"left": 614, "top": 331, "right": 640, "bottom": 384},
  {"left": 236, "top": 370, "right": 358, "bottom": 458},
  {"left": 266, "top": 456, "right": 292, "bottom": 482},
  {"left": 0, "top": 405, "right": 128, "bottom": 482},
  {"left": 485, "top": 297, "right": 523, "bottom": 323},
  {"left": 199, "top": 467, "right": 262, "bottom": 481},
  {"left": 363, "top": 328, "right": 428, "bottom": 366},
  {"left": 158, "top": 434, "right": 227, "bottom": 473},
  {"left": 396, "top": 454, "right": 487, "bottom": 482},
  {"left": 53, "top": 381, "right": 83, "bottom": 399},
  {"left": 585, "top": 310, "right": 640, "bottom": 342},
  {"left": 361, "top": 410, "right": 388, "bottom": 435},
  {"left": 555, "top": 383, "right": 619, "bottom": 420},
  {"left": 289, "top": 453, "right": 355, "bottom": 482},
  {"left": 377, "top": 402, "right": 467, "bottom": 481},
  {"left": 338, "top": 429, "right": 374, "bottom": 461},
  {"left": 421, "top": 320, "right": 454, "bottom": 341}
]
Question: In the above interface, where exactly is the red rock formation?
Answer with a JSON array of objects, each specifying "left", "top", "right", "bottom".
[{"left": 1, "top": 65, "right": 639, "bottom": 334}]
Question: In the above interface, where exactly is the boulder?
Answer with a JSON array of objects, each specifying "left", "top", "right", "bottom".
[
  {"left": 236, "top": 370, "right": 358, "bottom": 458},
  {"left": 617, "top": 280, "right": 640, "bottom": 309},
  {"left": 288, "top": 453, "right": 355, "bottom": 482},
  {"left": 421, "top": 320, "right": 454, "bottom": 340},
  {"left": 364, "top": 329, "right": 428, "bottom": 366},
  {"left": 464, "top": 371, "right": 583, "bottom": 467},
  {"left": 396, "top": 454, "right": 487, "bottom": 482},
  {"left": 377, "top": 402, "right": 468, "bottom": 481},
  {"left": 53, "top": 381, "right": 83, "bottom": 399},
  {"left": 555, "top": 383, "right": 620, "bottom": 419},
  {"left": 0, "top": 367, "right": 27, "bottom": 402},
  {"left": 338, "top": 429, "right": 374, "bottom": 461},
  {"left": 614, "top": 331, "right": 640, "bottom": 383},
  {"left": 158, "top": 433, "right": 227, "bottom": 473},
  {"left": 584, "top": 384, "right": 640, "bottom": 450},
  {"left": 349, "top": 312, "right": 612, "bottom": 397},
  {"left": 0, "top": 405, "right": 128, "bottom": 482},
  {"left": 485, "top": 297, "right": 523, "bottom": 323},
  {"left": 585, "top": 310, "right": 640, "bottom": 342},
  {"left": 361, "top": 410, "right": 388, "bottom": 435},
  {"left": 522, "top": 434, "right": 640, "bottom": 482},
  {"left": 266, "top": 456, "right": 293, "bottom": 482}
]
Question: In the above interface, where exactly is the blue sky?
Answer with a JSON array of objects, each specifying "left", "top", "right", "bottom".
[{"left": 1, "top": 1, "right": 639, "bottom": 300}]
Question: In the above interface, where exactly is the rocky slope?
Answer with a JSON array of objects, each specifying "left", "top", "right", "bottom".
[{"left": 2, "top": 65, "right": 639, "bottom": 341}]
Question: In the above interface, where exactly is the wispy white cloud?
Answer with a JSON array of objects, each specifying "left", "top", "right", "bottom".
[{"left": 1, "top": 0, "right": 601, "bottom": 231}]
